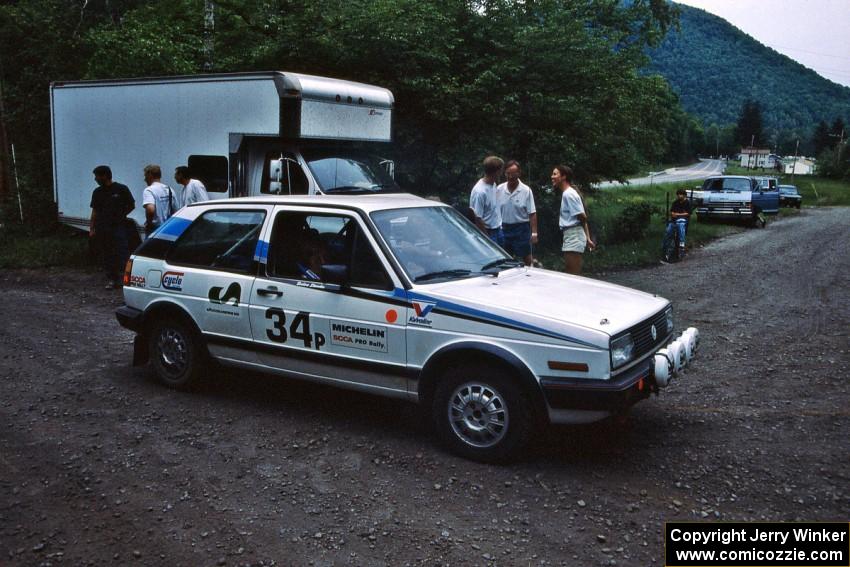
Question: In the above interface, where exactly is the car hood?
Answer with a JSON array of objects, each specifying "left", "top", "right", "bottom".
[{"left": 410, "top": 268, "right": 669, "bottom": 348}]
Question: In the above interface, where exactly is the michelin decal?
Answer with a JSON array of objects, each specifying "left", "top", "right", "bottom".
[{"left": 331, "top": 320, "right": 388, "bottom": 352}]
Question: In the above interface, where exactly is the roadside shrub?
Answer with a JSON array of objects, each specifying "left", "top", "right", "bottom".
[{"left": 610, "top": 202, "right": 658, "bottom": 244}]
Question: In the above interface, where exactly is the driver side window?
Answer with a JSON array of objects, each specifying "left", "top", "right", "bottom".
[{"left": 268, "top": 212, "right": 392, "bottom": 290}]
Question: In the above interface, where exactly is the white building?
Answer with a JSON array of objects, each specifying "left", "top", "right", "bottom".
[
  {"left": 782, "top": 157, "right": 815, "bottom": 175},
  {"left": 739, "top": 147, "right": 775, "bottom": 168}
]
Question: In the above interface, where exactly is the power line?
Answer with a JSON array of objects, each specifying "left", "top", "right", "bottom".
[{"left": 766, "top": 44, "right": 850, "bottom": 62}]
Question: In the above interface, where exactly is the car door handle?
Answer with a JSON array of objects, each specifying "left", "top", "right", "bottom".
[{"left": 257, "top": 286, "right": 283, "bottom": 297}]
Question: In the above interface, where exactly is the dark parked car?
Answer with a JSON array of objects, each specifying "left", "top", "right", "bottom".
[{"left": 778, "top": 185, "right": 802, "bottom": 209}]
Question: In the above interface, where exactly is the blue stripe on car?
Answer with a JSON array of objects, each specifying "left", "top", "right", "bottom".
[
  {"left": 152, "top": 217, "right": 192, "bottom": 241},
  {"left": 404, "top": 290, "right": 598, "bottom": 348},
  {"left": 254, "top": 240, "right": 269, "bottom": 263}
]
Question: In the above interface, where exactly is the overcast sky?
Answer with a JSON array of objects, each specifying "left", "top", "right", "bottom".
[{"left": 676, "top": 0, "right": 850, "bottom": 89}]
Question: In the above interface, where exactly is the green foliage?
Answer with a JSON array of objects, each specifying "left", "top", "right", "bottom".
[
  {"left": 735, "top": 99, "right": 764, "bottom": 147},
  {"left": 647, "top": 4, "right": 850, "bottom": 154},
  {"left": 85, "top": 2, "right": 205, "bottom": 78},
  {"left": 610, "top": 202, "right": 659, "bottom": 243}
]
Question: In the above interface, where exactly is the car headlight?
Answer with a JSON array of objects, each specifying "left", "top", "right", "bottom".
[
  {"left": 665, "top": 307, "right": 674, "bottom": 334},
  {"left": 610, "top": 334, "right": 635, "bottom": 369}
]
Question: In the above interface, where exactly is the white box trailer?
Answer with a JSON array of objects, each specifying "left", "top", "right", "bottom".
[{"left": 50, "top": 71, "right": 396, "bottom": 232}]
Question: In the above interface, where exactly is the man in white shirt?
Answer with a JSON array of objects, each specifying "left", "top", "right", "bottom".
[
  {"left": 174, "top": 166, "right": 210, "bottom": 206},
  {"left": 497, "top": 160, "right": 537, "bottom": 265},
  {"left": 142, "top": 164, "right": 178, "bottom": 237},
  {"left": 469, "top": 156, "right": 504, "bottom": 245}
]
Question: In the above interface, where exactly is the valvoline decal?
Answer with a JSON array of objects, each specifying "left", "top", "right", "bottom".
[
  {"left": 409, "top": 301, "right": 436, "bottom": 327},
  {"left": 162, "top": 271, "right": 184, "bottom": 291}
]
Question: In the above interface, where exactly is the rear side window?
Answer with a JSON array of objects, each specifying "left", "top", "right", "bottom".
[{"left": 168, "top": 210, "right": 266, "bottom": 273}]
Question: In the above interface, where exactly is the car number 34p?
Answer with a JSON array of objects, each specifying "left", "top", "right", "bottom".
[{"left": 116, "top": 193, "right": 700, "bottom": 463}]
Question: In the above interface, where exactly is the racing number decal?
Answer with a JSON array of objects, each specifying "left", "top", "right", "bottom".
[
  {"left": 264, "top": 308, "right": 326, "bottom": 350},
  {"left": 265, "top": 308, "right": 287, "bottom": 342},
  {"left": 290, "top": 312, "right": 312, "bottom": 348}
]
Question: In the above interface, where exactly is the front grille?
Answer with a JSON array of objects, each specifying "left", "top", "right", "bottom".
[
  {"left": 621, "top": 309, "right": 670, "bottom": 360},
  {"left": 705, "top": 201, "right": 749, "bottom": 213}
]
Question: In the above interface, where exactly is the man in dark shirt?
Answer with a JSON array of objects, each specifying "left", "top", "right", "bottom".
[
  {"left": 89, "top": 165, "right": 135, "bottom": 288},
  {"left": 662, "top": 188, "right": 692, "bottom": 259}
]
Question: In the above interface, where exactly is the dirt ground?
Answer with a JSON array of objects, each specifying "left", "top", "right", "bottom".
[{"left": 1, "top": 207, "right": 848, "bottom": 566}]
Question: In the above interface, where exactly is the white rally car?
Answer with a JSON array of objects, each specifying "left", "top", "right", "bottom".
[{"left": 117, "top": 193, "right": 697, "bottom": 462}]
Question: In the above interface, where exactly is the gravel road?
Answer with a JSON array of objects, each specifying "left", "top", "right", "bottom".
[{"left": 1, "top": 207, "right": 848, "bottom": 566}]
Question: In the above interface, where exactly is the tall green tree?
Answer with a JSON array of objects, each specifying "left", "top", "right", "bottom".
[
  {"left": 735, "top": 99, "right": 764, "bottom": 148},
  {"left": 811, "top": 120, "right": 831, "bottom": 155}
]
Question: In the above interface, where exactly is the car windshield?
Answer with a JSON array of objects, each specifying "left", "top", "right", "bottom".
[
  {"left": 301, "top": 148, "right": 400, "bottom": 194},
  {"left": 778, "top": 185, "right": 798, "bottom": 194},
  {"left": 370, "top": 206, "right": 514, "bottom": 283},
  {"left": 703, "top": 178, "right": 751, "bottom": 192}
]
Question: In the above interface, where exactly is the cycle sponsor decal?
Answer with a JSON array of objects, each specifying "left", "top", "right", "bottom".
[
  {"left": 409, "top": 301, "right": 436, "bottom": 327},
  {"left": 161, "top": 271, "right": 184, "bottom": 291},
  {"left": 330, "top": 320, "right": 388, "bottom": 353}
]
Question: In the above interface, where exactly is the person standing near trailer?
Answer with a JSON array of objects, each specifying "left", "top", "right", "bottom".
[
  {"left": 469, "top": 156, "right": 505, "bottom": 245},
  {"left": 497, "top": 160, "right": 537, "bottom": 266},
  {"left": 89, "top": 165, "right": 135, "bottom": 289},
  {"left": 142, "top": 164, "right": 178, "bottom": 237},
  {"left": 174, "top": 166, "right": 210, "bottom": 206}
]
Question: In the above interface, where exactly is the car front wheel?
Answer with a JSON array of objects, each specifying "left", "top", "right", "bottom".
[
  {"left": 148, "top": 318, "right": 206, "bottom": 390},
  {"left": 432, "top": 363, "right": 533, "bottom": 463}
]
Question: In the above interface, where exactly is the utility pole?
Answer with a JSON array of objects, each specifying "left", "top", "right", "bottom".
[
  {"left": 203, "top": 0, "right": 215, "bottom": 72},
  {"left": 791, "top": 139, "right": 799, "bottom": 182},
  {"left": 827, "top": 129, "right": 846, "bottom": 171},
  {"left": 749, "top": 134, "right": 755, "bottom": 170}
]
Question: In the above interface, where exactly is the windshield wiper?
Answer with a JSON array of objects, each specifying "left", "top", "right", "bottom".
[
  {"left": 481, "top": 258, "right": 523, "bottom": 272},
  {"left": 324, "top": 185, "right": 380, "bottom": 194},
  {"left": 414, "top": 269, "right": 473, "bottom": 283}
]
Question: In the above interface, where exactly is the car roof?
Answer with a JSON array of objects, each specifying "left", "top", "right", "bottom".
[
  {"left": 706, "top": 175, "right": 751, "bottom": 180},
  {"left": 189, "top": 192, "right": 444, "bottom": 213}
]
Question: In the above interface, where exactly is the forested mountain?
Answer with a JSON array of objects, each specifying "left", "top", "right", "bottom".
[{"left": 648, "top": 3, "right": 850, "bottom": 139}]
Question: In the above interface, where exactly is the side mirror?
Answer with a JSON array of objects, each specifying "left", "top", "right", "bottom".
[{"left": 321, "top": 264, "right": 349, "bottom": 287}]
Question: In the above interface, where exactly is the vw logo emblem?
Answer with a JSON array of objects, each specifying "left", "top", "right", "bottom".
[{"left": 651, "top": 324, "right": 657, "bottom": 340}]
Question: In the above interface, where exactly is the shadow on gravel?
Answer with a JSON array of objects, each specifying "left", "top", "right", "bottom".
[
  {"left": 128, "top": 364, "right": 712, "bottom": 467},
  {"left": 132, "top": 363, "right": 432, "bottom": 438}
]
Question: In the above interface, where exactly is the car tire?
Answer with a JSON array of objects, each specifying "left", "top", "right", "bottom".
[
  {"left": 432, "top": 363, "right": 534, "bottom": 463},
  {"left": 148, "top": 317, "right": 206, "bottom": 390}
]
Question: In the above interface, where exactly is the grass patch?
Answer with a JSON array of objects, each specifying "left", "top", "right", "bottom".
[
  {"left": 0, "top": 223, "right": 92, "bottom": 269},
  {"left": 574, "top": 181, "right": 741, "bottom": 272}
]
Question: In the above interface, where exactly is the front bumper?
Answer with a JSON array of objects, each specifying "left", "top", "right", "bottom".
[
  {"left": 542, "top": 359, "right": 652, "bottom": 411},
  {"left": 543, "top": 327, "right": 699, "bottom": 424}
]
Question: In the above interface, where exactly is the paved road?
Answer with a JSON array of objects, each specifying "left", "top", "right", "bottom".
[
  {"left": 1, "top": 208, "right": 848, "bottom": 565},
  {"left": 597, "top": 158, "right": 726, "bottom": 189}
]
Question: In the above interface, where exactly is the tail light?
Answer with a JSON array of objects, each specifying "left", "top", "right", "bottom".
[{"left": 122, "top": 259, "right": 134, "bottom": 287}]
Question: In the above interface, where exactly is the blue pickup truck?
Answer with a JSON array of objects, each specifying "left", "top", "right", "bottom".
[{"left": 694, "top": 175, "right": 780, "bottom": 227}]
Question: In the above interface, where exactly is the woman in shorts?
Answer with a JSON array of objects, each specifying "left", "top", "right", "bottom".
[{"left": 552, "top": 164, "right": 595, "bottom": 275}]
